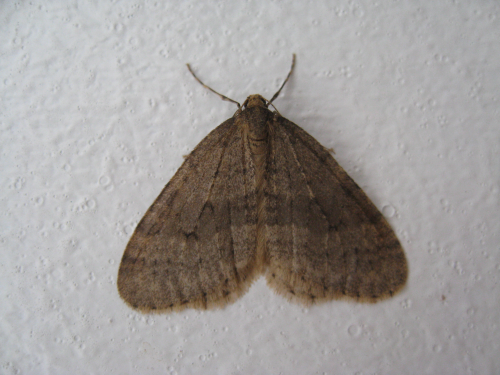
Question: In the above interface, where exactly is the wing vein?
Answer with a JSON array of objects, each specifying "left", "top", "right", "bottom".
[{"left": 279, "top": 124, "right": 330, "bottom": 279}]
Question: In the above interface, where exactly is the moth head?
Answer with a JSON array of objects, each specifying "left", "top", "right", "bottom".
[{"left": 242, "top": 95, "right": 269, "bottom": 109}]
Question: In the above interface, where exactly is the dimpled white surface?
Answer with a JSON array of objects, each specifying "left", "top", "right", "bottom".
[{"left": 1, "top": 1, "right": 499, "bottom": 374}]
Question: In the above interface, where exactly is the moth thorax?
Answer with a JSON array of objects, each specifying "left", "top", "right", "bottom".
[{"left": 245, "top": 113, "right": 269, "bottom": 158}]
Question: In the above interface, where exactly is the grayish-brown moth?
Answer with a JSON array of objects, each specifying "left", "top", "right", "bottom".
[{"left": 117, "top": 55, "right": 408, "bottom": 313}]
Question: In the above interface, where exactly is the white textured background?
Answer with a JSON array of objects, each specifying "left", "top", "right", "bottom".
[{"left": 1, "top": 1, "right": 499, "bottom": 374}]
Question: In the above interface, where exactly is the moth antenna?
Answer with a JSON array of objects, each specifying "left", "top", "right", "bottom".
[
  {"left": 268, "top": 53, "right": 296, "bottom": 106},
  {"left": 268, "top": 102, "right": 282, "bottom": 116},
  {"left": 186, "top": 63, "right": 241, "bottom": 108}
]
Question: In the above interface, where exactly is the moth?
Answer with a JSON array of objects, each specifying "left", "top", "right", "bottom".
[{"left": 117, "top": 55, "right": 408, "bottom": 313}]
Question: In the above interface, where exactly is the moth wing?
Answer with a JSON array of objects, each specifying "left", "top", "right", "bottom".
[
  {"left": 265, "top": 117, "right": 407, "bottom": 304},
  {"left": 118, "top": 118, "right": 259, "bottom": 312}
]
